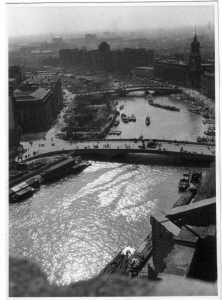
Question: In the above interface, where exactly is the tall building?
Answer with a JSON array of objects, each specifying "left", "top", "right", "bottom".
[
  {"left": 9, "top": 80, "right": 22, "bottom": 160},
  {"left": 188, "top": 33, "right": 202, "bottom": 89},
  {"left": 154, "top": 32, "right": 207, "bottom": 91}
]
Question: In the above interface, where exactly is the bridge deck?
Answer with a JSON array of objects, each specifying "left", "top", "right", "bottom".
[
  {"left": 21, "top": 138, "right": 215, "bottom": 160},
  {"left": 76, "top": 85, "right": 180, "bottom": 97}
]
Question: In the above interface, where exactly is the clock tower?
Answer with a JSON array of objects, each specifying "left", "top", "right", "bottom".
[{"left": 188, "top": 33, "right": 202, "bottom": 89}]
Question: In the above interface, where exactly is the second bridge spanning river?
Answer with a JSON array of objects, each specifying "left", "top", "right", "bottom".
[{"left": 20, "top": 138, "right": 215, "bottom": 162}]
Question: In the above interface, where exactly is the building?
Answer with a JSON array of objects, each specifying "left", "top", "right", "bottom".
[
  {"left": 59, "top": 42, "right": 154, "bottom": 74},
  {"left": 154, "top": 33, "right": 215, "bottom": 99},
  {"left": 154, "top": 59, "right": 188, "bottom": 85},
  {"left": 9, "top": 80, "right": 22, "bottom": 159},
  {"left": 201, "top": 71, "right": 215, "bottom": 99},
  {"left": 14, "top": 72, "right": 63, "bottom": 133},
  {"left": 131, "top": 66, "right": 154, "bottom": 79},
  {"left": 9, "top": 65, "right": 24, "bottom": 86},
  {"left": 188, "top": 33, "right": 202, "bottom": 89}
]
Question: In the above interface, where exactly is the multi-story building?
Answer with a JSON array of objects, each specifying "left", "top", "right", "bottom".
[
  {"left": 9, "top": 80, "right": 22, "bottom": 160},
  {"left": 153, "top": 33, "right": 215, "bottom": 99},
  {"left": 14, "top": 72, "right": 63, "bottom": 132},
  {"left": 59, "top": 42, "right": 154, "bottom": 74}
]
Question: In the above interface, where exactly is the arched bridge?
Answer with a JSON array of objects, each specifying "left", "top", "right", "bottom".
[
  {"left": 23, "top": 138, "right": 215, "bottom": 162},
  {"left": 76, "top": 85, "right": 181, "bottom": 98}
]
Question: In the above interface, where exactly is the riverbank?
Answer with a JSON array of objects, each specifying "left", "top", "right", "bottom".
[{"left": 61, "top": 93, "right": 118, "bottom": 140}]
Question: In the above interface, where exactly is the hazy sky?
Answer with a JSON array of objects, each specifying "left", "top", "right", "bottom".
[{"left": 7, "top": 4, "right": 214, "bottom": 37}]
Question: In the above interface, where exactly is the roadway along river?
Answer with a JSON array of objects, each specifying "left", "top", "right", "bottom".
[{"left": 9, "top": 92, "right": 206, "bottom": 285}]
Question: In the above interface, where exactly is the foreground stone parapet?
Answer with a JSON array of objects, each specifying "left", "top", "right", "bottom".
[{"left": 9, "top": 257, "right": 217, "bottom": 297}]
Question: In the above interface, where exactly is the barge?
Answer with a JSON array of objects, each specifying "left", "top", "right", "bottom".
[
  {"left": 40, "top": 156, "right": 90, "bottom": 183},
  {"left": 10, "top": 155, "right": 90, "bottom": 203},
  {"left": 145, "top": 116, "right": 150, "bottom": 126}
]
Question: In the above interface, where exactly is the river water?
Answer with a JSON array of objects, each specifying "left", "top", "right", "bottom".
[
  {"left": 107, "top": 94, "right": 204, "bottom": 141},
  {"left": 10, "top": 92, "right": 206, "bottom": 285}
]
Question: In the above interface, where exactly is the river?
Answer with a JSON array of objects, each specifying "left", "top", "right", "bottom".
[{"left": 10, "top": 92, "right": 206, "bottom": 285}]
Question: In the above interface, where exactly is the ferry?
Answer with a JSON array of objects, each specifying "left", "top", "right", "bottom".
[{"left": 145, "top": 116, "right": 151, "bottom": 126}]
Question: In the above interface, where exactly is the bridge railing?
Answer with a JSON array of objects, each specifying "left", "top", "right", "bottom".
[{"left": 62, "top": 138, "right": 215, "bottom": 147}]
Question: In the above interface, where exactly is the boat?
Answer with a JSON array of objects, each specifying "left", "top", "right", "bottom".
[
  {"left": 178, "top": 173, "right": 190, "bottom": 192},
  {"left": 128, "top": 114, "right": 136, "bottom": 122},
  {"left": 204, "top": 128, "right": 215, "bottom": 136},
  {"left": 146, "top": 140, "right": 158, "bottom": 148},
  {"left": 190, "top": 172, "right": 202, "bottom": 185},
  {"left": 113, "top": 120, "right": 120, "bottom": 127},
  {"left": 197, "top": 136, "right": 208, "bottom": 143},
  {"left": 40, "top": 156, "right": 90, "bottom": 183},
  {"left": 202, "top": 119, "right": 215, "bottom": 125},
  {"left": 10, "top": 181, "right": 37, "bottom": 203},
  {"left": 145, "top": 116, "right": 150, "bottom": 126},
  {"left": 121, "top": 113, "right": 129, "bottom": 123},
  {"left": 121, "top": 113, "right": 126, "bottom": 119},
  {"left": 109, "top": 130, "right": 121, "bottom": 136}
]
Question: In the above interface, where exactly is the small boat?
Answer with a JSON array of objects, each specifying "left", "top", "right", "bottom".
[
  {"left": 121, "top": 113, "right": 129, "bottom": 123},
  {"left": 146, "top": 140, "right": 158, "bottom": 148},
  {"left": 113, "top": 120, "right": 120, "bottom": 127},
  {"left": 121, "top": 113, "right": 126, "bottom": 119},
  {"left": 204, "top": 128, "right": 215, "bottom": 136},
  {"left": 129, "top": 114, "right": 136, "bottom": 122},
  {"left": 10, "top": 181, "right": 37, "bottom": 203},
  {"left": 197, "top": 136, "right": 208, "bottom": 143},
  {"left": 190, "top": 172, "right": 202, "bottom": 185},
  {"left": 202, "top": 119, "right": 215, "bottom": 125},
  {"left": 178, "top": 173, "right": 190, "bottom": 192},
  {"left": 109, "top": 130, "right": 121, "bottom": 136},
  {"left": 145, "top": 116, "right": 150, "bottom": 126}
]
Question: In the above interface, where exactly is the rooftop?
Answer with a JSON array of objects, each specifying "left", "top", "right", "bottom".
[{"left": 15, "top": 87, "right": 50, "bottom": 103}]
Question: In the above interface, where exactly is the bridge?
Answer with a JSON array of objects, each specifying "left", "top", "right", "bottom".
[
  {"left": 76, "top": 85, "right": 181, "bottom": 98},
  {"left": 21, "top": 138, "right": 215, "bottom": 163}
]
